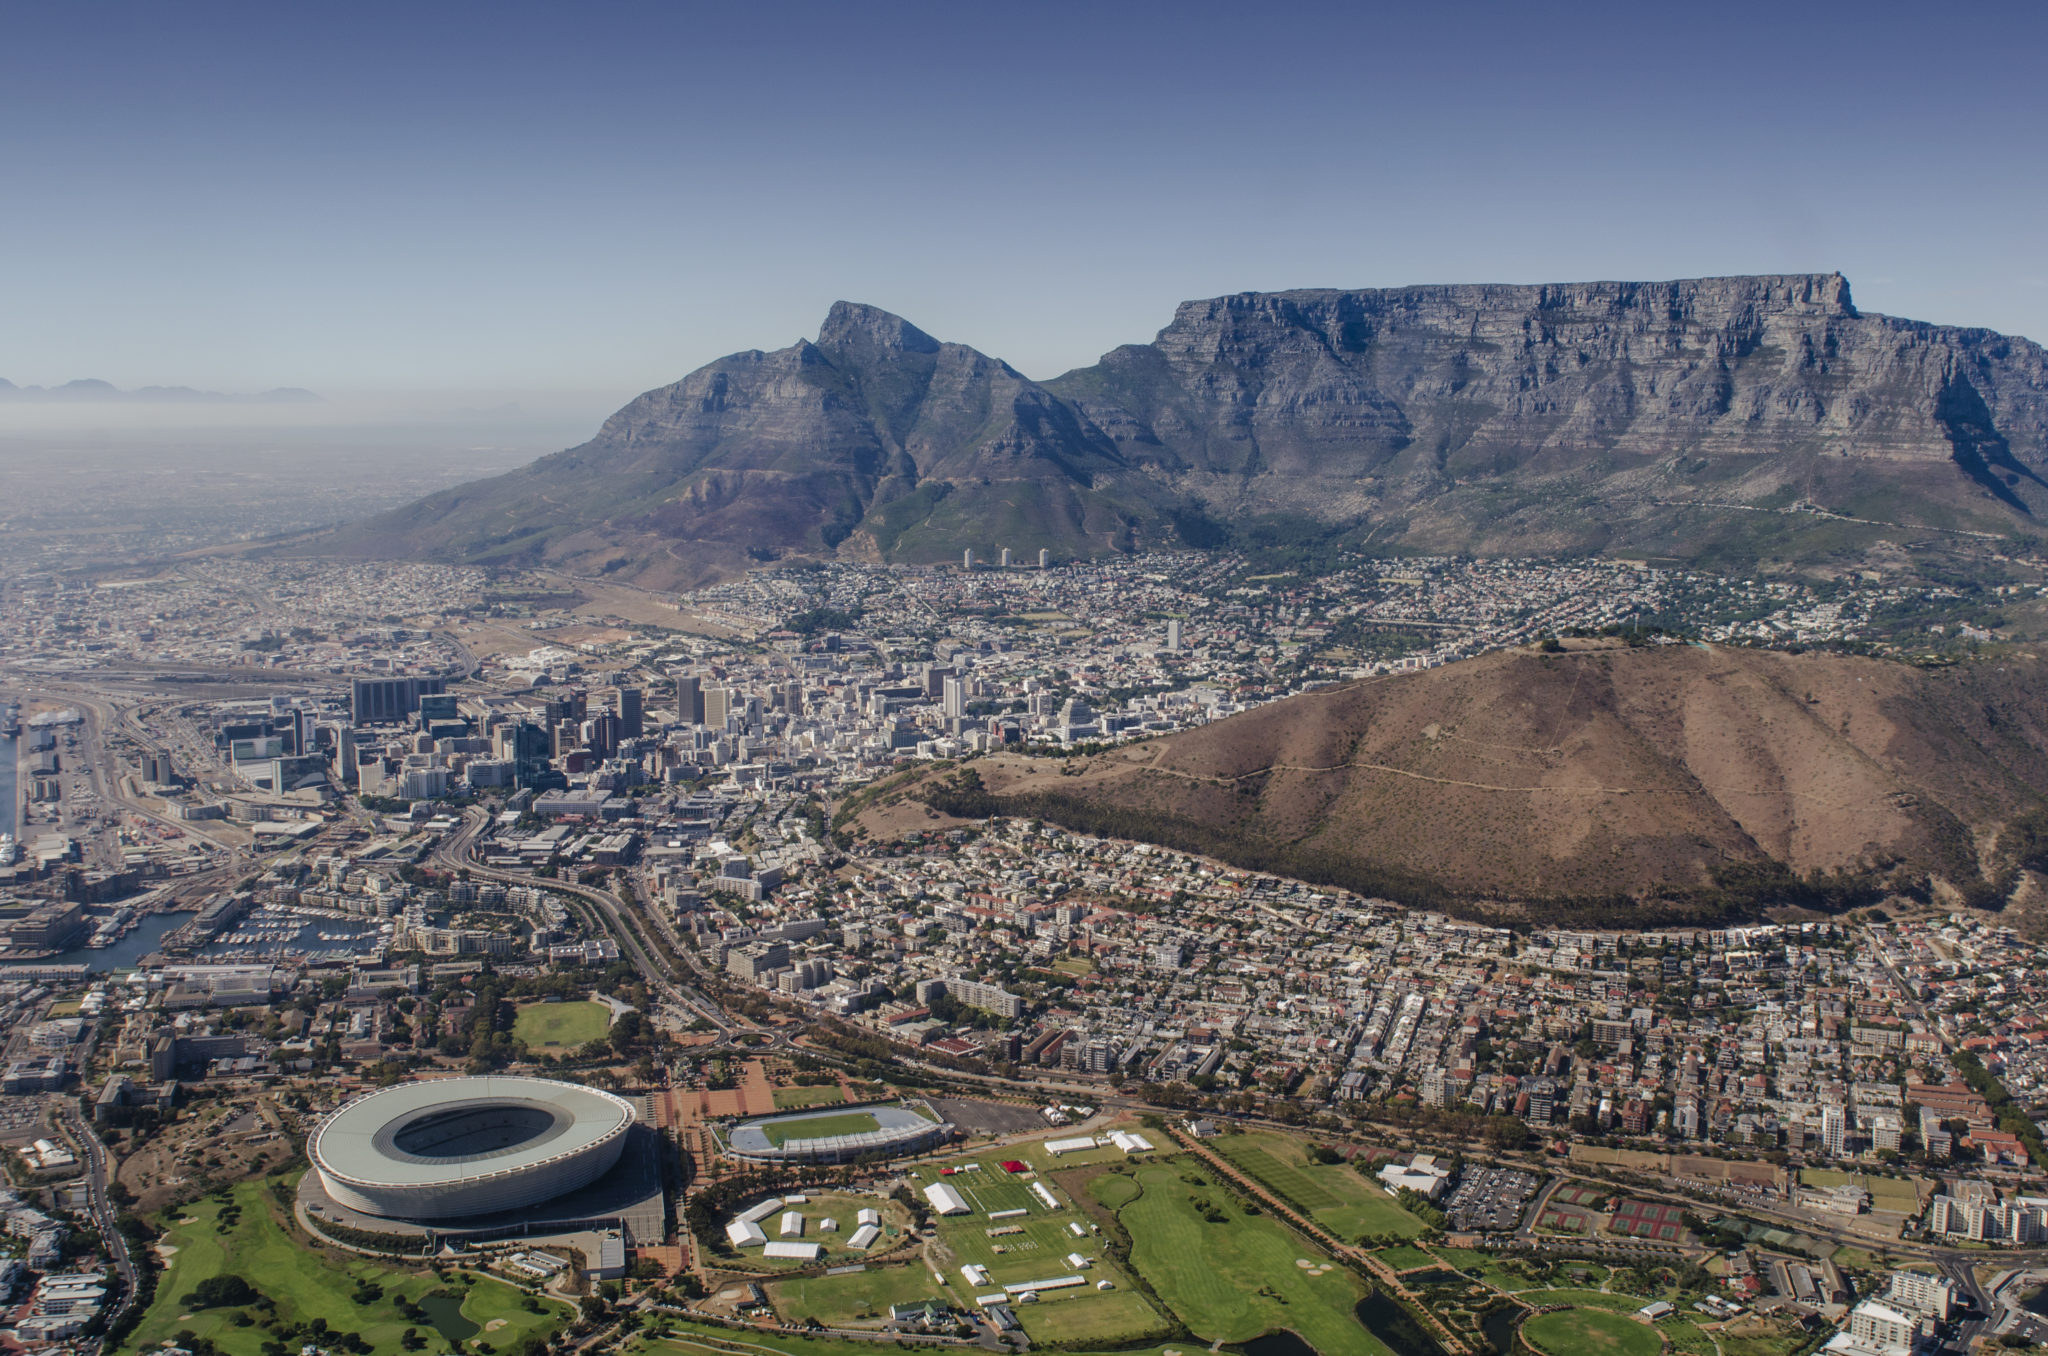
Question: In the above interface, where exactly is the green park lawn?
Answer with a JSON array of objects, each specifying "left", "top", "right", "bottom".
[
  {"left": 1015, "top": 1289, "right": 1164, "bottom": 1346},
  {"left": 1100, "top": 1160, "right": 1393, "bottom": 1356},
  {"left": 765, "top": 1265, "right": 943, "bottom": 1326},
  {"left": 510, "top": 999, "right": 611, "bottom": 1050},
  {"left": 1431, "top": 1246, "right": 1527, "bottom": 1292},
  {"left": 635, "top": 1323, "right": 1190, "bottom": 1356},
  {"left": 125, "top": 1178, "right": 568, "bottom": 1356},
  {"left": 760, "top": 1111, "right": 880, "bottom": 1146},
  {"left": 1210, "top": 1130, "right": 1426, "bottom": 1240},
  {"left": 1521, "top": 1308, "right": 1662, "bottom": 1356},
  {"left": 769, "top": 1085, "right": 845, "bottom": 1110},
  {"left": 1715, "top": 1317, "right": 1819, "bottom": 1356}
]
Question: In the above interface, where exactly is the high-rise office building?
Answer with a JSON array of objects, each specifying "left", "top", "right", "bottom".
[
  {"left": 618, "top": 687, "right": 643, "bottom": 738},
  {"left": 418, "top": 693, "right": 460, "bottom": 722},
  {"left": 585, "top": 711, "right": 622, "bottom": 759},
  {"left": 350, "top": 676, "right": 445, "bottom": 725},
  {"left": 675, "top": 675, "right": 703, "bottom": 725},
  {"left": 703, "top": 687, "right": 733, "bottom": 729},
  {"left": 941, "top": 676, "right": 966, "bottom": 719},
  {"left": 1038, "top": 548, "right": 1050, "bottom": 568},
  {"left": 999, "top": 547, "right": 1012, "bottom": 567},
  {"left": 962, "top": 548, "right": 975, "bottom": 569},
  {"left": 1166, "top": 618, "right": 1182, "bottom": 651},
  {"left": 499, "top": 721, "right": 550, "bottom": 786}
]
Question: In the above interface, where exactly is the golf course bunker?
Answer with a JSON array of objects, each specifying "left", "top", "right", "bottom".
[{"left": 723, "top": 1100, "right": 951, "bottom": 1165}]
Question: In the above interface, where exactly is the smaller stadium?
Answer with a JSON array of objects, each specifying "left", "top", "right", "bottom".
[{"left": 721, "top": 1101, "right": 951, "bottom": 1165}]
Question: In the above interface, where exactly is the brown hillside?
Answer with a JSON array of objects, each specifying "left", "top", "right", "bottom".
[{"left": 932, "top": 644, "right": 2048, "bottom": 905}]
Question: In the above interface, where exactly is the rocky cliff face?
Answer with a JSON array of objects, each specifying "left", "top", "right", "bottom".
[
  {"left": 339, "top": 275, "right": 2048, "bottom": 584},
  {"left": 1051, "top": 273, "right": 2048, "bottom": 542},
  {"left": 345, "top": 301, "right": 1160, "bottom": 585}
]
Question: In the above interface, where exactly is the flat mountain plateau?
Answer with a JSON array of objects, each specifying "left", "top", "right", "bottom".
[
  {"left": 863, "top": 642, "right": 2048, "bottom": 925},
  {"left": 329, "top": 273, "right": 2048, "bottom": 586}
]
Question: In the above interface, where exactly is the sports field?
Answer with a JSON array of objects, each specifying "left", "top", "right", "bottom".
[
  {"left": 765, "top": 1265, "right": 942, "bottom": 1326},
  {"left": 1521, "top": 1308, "right": 1660, "bottom": 1356},
  {"left": 1607, "top": 1197, "right": 1691, "bottom": 1243},
  {"left": 511, "top": 999, "right": 611, "bottom": 1049},
  {"left": 1209, "top": 1131, "right": 1425, "bottom": 1240},
  {"left": 1798, "top": 1169, "right": 1924, "bottom": 1212},
  {"left": 1100, "top": 1160, "right": 1392, "bottom": 1356},
  {"left": 762, "top": 1111, "right": 881, "bottom": 1146},
  {"left": 1491, "top": 1287, "right": 1716, "bottom": 1356},
  {"left": 909, "top": 1155, "right": 1163, "bottom": 1346},
  {"left": 125, "top": 1177, "right": 569, "bottom": 1356}
]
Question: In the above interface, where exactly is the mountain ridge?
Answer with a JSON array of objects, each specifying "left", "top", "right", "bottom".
[
  {"left": 864, "top": 641, "right": 2048, "bottom": 925},
  {"left": 327, "top": 274, "right": 2048, "bottom": 586},
  {"left": 0, "top": 379, "right": 322, "bottom": 404}
]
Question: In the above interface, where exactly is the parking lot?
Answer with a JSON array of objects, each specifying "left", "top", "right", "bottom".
[{"left": 1444, "top": 1165, "right": 1541, "bottom": 1232}]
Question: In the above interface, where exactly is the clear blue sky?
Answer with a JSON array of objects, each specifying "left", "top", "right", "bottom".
[{"left": 5, "top": 0, "right": 2044, "bottom": 394}]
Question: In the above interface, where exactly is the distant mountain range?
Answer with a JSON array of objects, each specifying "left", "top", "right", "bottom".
[
  {"left": 0, "top": 378, "right": 322, "bottom": 404},
  {"left": 330, "top": 274, "right": 2048, "bottom": 586}
]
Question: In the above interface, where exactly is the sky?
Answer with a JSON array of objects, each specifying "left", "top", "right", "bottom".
[{"left": 4, "top": 0, "right": 2046, "bottom": 406}]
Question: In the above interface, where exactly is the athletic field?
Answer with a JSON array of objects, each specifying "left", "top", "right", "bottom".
[{"left": 511, "top": 999, "right": 611, "bottom": 1049}]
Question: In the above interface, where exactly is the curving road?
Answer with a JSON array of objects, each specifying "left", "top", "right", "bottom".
[
  {"left": 428, "top": 810, "right": 735, "bottom": 1036},
  {"left": 55, "top": 1100, "right": 136, "bottom": 1343}
]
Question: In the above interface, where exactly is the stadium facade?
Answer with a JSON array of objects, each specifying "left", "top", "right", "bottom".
[
  {"left": 310, "top": 1076, "right": 635, "bottom": 1221},
  {"left": 722, "top": 1101, "right": 951, "bottom": 1165}
]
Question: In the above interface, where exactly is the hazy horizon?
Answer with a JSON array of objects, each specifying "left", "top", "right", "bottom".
[{"left": 5, "top": 1, "right": 2045, "bottom": 398}]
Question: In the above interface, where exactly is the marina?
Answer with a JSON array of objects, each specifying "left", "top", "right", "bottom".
[{"left": 196, "top": 902, "right": 391, "bottom": 964}]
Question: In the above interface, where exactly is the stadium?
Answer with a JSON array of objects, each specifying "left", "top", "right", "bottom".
[
  {"left": 721, "top": 1101, "right": 951, "bottom": 1165},
  {"left": 309, "top": 1076, "right": 636, "bottom": 1221}
]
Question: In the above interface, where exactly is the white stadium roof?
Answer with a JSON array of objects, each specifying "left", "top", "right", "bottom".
[{"left": 309, "top": 1075, "right": 635, "bottom": 1221}]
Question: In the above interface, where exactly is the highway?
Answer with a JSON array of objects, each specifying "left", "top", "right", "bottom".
[
  {"left": 428, "top": 810, "right": 736, "bottom": 1037},
  {"left": 54, "top": 1100, "right": 136, "bottom": 1346}
]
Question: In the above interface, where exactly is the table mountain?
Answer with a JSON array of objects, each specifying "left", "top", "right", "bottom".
[{"left": 333, "top": 275, "right": 2048, "bottom": 585}]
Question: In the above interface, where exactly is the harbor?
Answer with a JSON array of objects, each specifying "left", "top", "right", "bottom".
[
  {"left": 0, "top": 907, "right": 193, "bottom": 973},
  {"left": 194, "top": 901, "right": 392, "bottom": 964}
]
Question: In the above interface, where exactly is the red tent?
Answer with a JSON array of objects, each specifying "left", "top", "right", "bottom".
[{"left": 1000, "top": 1160, "right": 1027, "bottom": 1173}]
